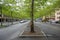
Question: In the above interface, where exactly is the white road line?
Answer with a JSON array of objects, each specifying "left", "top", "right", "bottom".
[{"left": 41, "top": 31, "right": 48, "bottom": 40}]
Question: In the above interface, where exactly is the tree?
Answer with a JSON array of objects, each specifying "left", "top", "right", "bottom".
[
  {"left": 1, "top": 0, "right": 60, "bottom": 29},
  {"left": 30, "top": 0, "right": 35, "bottom": 32},
  {"left": 0, "top": 0, "right": 4, "bottom": 26}
]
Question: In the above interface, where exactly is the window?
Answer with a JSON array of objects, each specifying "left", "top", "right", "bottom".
[
  {"left": 57, "top": 17, "right": 60, "bottom": 19},
  {"left": 57, "top": 12, "right": 60, "bottom": 15}
]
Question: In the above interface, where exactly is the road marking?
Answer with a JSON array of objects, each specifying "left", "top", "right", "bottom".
[{"left": 41, "top": 31, "right": 48, "bottom": 40}]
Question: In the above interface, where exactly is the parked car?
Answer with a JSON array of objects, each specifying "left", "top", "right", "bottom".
[
  {"left": 48, "top": 20, "right": 56, "bottom": 23},
  {"left": 35, "top": 18, "right": 42, "bottom": 22},
  {"left": 20, "top": 20, "right": 27, "bottom": 23},
  {"left": 55, "top": 20, "right": 60, "bottom": 24}
]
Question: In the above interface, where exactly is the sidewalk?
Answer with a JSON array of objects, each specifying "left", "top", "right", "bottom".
[
  {"left": 11, "top": 26, "right": 47, "bottom": 40},
  {"left": 41, "top": 22, "right": 60, "bottom": 27},
  {"left": 0, "top": 21, "right": 20, "bottom": 28}
]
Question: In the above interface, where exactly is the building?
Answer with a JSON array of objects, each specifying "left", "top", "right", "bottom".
[
  {"left": 0, "top": 14, "right": 5, "bottom": 22},
  {"left": 55, "top": 10, "right": 60, "bottom": 21},
  {"left": 0, "top": 14, "right": 19, "bottom": 22}
]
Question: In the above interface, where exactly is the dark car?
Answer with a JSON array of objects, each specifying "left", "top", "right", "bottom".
[{"left": 55, "top": 20, "right": 60, "bottom": 24}]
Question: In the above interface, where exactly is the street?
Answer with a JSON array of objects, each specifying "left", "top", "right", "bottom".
[
  {"left": 0, "top": 21, "right": 30, "bottom": 40},
  {"left": 0, "top": 21, "right": 60, "bottom": 40},
  {"left": 35, "top": 22, "right": 60, "bottom": 40}
]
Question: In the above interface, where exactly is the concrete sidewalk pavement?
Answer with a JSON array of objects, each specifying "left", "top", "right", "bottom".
[{"left": 11, "top": 26, "right": 48, "bottom": 40}]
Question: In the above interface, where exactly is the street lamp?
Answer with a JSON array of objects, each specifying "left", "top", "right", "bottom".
[{"left": 0, "top": 1, "right": 3, "bottom": 26}]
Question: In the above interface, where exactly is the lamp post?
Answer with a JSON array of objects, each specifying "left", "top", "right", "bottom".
[{"left": 0, "top": 1, "right": 3, "bottom": 26}]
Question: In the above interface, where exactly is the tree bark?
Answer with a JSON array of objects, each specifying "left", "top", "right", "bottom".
[
  {"left": 11, "top": 11, "right": 13, "bottom": 25},
  {"left": 30, "top": 0, "right": 35, "bottom": 32},
  {"left": 0, "top": 5, "right": 3, "bottom": 26}
]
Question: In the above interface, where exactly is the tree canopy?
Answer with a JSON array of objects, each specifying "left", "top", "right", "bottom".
[{"left": 0, "top": 0, "right": 60, "bottom": 19}]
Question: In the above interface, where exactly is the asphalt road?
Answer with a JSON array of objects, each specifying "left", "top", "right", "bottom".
[
  {"left": 0, "top": 21, "right": 60, "bottom": 40},
  {"left": 0, "top": 21, "right": 30, "bottom": 40},
  {"left": 11, "top": 22, "right": 60, "bottom": 40},
  {"left": 35, "top": 22, "right": 60, "bottom": 40}
]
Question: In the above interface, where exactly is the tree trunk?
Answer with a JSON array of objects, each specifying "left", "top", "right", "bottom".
[
  {"left": 11, "top": 11, "right": 13, "bottom": 24},
  {"left": 30, "top": 0, "right": 35, "bottom": 32},
  {"left": 0, "top": 5, "right": 3, "bottom": 26}
]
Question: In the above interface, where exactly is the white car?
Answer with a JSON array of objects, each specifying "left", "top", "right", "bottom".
[
  {"left": 49, "top": 20, "right": 56, "bottom": 23},
  {"left": 20, "top": 20, "right": 27, "bottom": 23}
]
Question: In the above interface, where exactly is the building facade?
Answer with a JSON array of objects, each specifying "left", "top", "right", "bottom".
[{"left": 55, "top": 10, "right": 60, "bottom": 21}]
